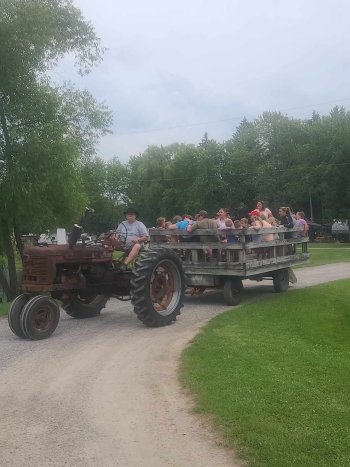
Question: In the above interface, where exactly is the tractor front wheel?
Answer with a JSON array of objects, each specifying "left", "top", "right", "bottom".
[
  {"left": 8, "top": 294, "right": 32, "bottom": 339},
  {"left": 20, "top": 295, "right": 60, "bottom": 340}
]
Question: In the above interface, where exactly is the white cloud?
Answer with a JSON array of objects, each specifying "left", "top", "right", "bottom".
[{"left": 57, "top": 0, "right": 350, "bottom": 161}]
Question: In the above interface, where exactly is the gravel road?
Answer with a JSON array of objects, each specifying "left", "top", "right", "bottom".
[{"left": 0, "top": 263, "right": 349, "bottom": 467}]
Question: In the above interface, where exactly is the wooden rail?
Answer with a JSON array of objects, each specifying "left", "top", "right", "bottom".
[{"left": 149, "top": 227, "right": 309, "bottom": 278}]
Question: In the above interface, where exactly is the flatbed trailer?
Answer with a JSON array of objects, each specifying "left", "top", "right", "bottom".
[{"left": 149, "top": 227, "right": 309, "bottom": 305}]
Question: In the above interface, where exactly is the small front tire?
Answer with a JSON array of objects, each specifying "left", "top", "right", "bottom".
[
  {"left": 8, "top": 294, "right": 32, "bottom": 339},
  {"left": 20, "top": 295, "right": 60, "bottom": 340}
]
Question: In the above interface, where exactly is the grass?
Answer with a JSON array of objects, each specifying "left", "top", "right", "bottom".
[
  {"left": 180, "top": 280, "right": 350, "bottom": 467},
  {"left": 300, "top": 242, "right": 350, "bottom": 267},
  {"left": 0, "top": 302, "right": 9, "bottom": 317}
]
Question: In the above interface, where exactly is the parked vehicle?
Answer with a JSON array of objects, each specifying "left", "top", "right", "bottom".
[{"left": 331, "top": 221, "right": 350, "bottom": 242}]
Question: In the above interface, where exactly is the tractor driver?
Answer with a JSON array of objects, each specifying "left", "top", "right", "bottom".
[{"left": 115, "top": 208, "right": 149, "bottom": 271}]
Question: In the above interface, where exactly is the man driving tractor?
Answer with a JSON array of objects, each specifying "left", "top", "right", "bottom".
[{"left": 115, "top": 208, "right": 149, "bottom": 271}]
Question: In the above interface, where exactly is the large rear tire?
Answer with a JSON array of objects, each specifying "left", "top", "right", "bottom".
[
  {"left": 131, "top": 248, "right": 185, "bottom": 327},
  {"left": 273, "top": 268, "right": 290, "bottom": 292},
  {"left": 62, "top": 294, "right": 109, "bottom": 318},
  {"left": 8, "top": 294, "right": 32, "bottom": 339},
  {"left": 20, "top": 295, "right": 60, "bottom": 340},
  {"left": 223, "top": 278, "right": 243, "bottom": 306}
]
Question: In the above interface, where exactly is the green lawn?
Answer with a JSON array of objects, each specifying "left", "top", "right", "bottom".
[
  {"left": 300, "top": 242, "right": 350, "bottom": 267},
  {"left": 180, "top": 280, "right": 350, "bottom": 467},
  {"left": 0, "top": 302, "right": 9, "bottom": 317}
]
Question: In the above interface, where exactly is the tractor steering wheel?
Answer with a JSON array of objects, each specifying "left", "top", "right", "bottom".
[{"left": 115, "top": 222, "right": 128, "bottom": 249}]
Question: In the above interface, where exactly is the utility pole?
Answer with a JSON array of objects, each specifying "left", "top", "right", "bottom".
[{"left": 309, "top": 191, "right": 313, "bottom": 222}]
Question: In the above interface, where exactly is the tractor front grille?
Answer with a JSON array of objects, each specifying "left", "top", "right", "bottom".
[{"left": 22, "top": 256, "right": 51, "bottom": 284}]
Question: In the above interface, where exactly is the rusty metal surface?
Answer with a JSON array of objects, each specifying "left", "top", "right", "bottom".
[{"left": 22, "top": 244, "right": 113, "bottom": 291}]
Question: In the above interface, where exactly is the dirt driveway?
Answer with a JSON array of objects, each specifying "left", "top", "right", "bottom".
[{"left": 0, "top": 263, "right": 349, "bottom": 466}]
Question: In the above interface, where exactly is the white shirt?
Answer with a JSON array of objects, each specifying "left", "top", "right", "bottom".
[
  {"left": 116, "top": 220, "right": 148, "bottom": 248},
  {"left": 217, "top": 218, "right": 227, "bottom": 230}
]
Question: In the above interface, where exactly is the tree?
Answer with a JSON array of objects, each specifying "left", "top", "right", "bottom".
[
  {"left": 302, "top": 107, "right": 350, "bottom": 221},
  {"left": 80, "top": 156, "right": 129, "bottom": 233},
  {"left": 127, "top": 145, "right": 177, "bottom": 225},
  {"left": 0, "top": 0, "right": 112, "bottom": 299}
]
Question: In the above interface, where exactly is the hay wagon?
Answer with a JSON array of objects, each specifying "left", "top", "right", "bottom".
[{"left": 149, "top": 226, "right": 309, "bottom": 305}]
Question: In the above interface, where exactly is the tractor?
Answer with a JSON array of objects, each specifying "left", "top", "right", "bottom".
[{"left": 8, "top": 223, "right": 185, "bottom": 340}]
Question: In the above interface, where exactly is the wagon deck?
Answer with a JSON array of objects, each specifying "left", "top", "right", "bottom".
[{"left": 150, "top": 227, "right": 309, "bottom": 303}]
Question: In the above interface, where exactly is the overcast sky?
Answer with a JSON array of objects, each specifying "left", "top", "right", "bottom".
[{"left": 57, "top": 0, "right": 350, "bottom": 162}]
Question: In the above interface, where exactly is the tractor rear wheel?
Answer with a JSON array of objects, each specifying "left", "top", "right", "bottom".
[
  {"left": 8, "top": 294, "right": 32, "bottom": 339},
  {"left": 62, "top": 293, "right": 109, "bottom": 318},
  {"left": 20, "top": 295, "right": 60, "bottom": 340},
  {"left": 131, "top": 248, "right": 185, "bottom": 327}
]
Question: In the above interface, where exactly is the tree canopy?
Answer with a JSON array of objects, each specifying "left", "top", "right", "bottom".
[
  {"left": 0, "top": 0, "right": 111, "bottom": 298},
  {"left": 121, "top": 108, "right": 350, "bottom": 226}
]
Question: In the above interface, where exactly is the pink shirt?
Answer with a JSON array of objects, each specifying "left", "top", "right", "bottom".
[
  {"left": 295, "top": 218, "right": 308, "bottom": 236},
  {"left": 259, "top": 208, "right": 272, "bottom": 219}
]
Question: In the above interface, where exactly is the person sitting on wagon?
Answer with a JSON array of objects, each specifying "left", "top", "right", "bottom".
[
  {"left": 278, "top": 206, "right": 295, "bottom": 254},
  {"left": 187, "top": 210, "right": 217, "bottom": 237},
  {"left": 115, "top": 208, "right": 149, "bottom": 271},
  {"left": 167, "top": 214, "right": 193, "bottom": 230},
  {"left": 155, "top": 217, "right": 166, "bottom": 228},
  {"left": 266, "top": 214, "right": 278, "bottom": 226},
  {"left": 152, "top": 217, "right": 168, "bottom": 243},
  {"left": 222, "top": 219, "right": 242, "bottom": 261},
  {"left": 187, "top": 210, "right": 218, "bottom": 257},
  {"left": 167, "top": 214, "right": 195, "bottom": 243},
  {"left": 256, "top": 200, "right": 272, "bottom": 219},
  {"left": 248, "top": 210, "right": 263, "bottom": 239},
  {"left": 222, "top": 218, "right": 240, "bottom": 243},
  {"left": 240, "top": 217, "right": 251, "bottom": 243},
  {"left": 216, "top": 207, "right": 230, "bottom": 230},
  {"left": 278, "top": 207, "right": 294, "bottom": 238}
]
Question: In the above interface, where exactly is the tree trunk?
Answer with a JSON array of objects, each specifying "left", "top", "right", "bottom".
[
  {"left": 14, "top": 223, "right": 24, "bottom": 262},
  {"left": 0, "top": 94, "right": 17, "bottom": 300},
  {"left": 0, "top": 268, "right": 11, "bottom": 301},
  {"left": 1, "top": 221, "right": 17, "bottom": 300},
  {"left": 6, "top": 244, "right": 17, "bottom": 300}
]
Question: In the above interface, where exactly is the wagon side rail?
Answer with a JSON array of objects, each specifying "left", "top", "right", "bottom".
[{"left": 149, "top": 227, "right": 309, "bottom": 276}]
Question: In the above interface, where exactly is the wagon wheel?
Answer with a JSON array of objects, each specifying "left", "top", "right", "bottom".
[
  {"left": 273, "top": 268, "right": 290, "bottom": 292},
  {"left": 20, "top": 295, "right": 60, "bottom": 340},
  {"left": 223, "top": 278, "right": 243, "bottom": 306}
]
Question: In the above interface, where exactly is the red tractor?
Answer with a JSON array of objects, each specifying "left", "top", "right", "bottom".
[{"left": 8, "top": 225, "right": 185, "bottom": 340}]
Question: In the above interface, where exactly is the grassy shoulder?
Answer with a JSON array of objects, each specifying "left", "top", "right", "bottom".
[
  {"left": 0, "top": 302, "right": 9, "bottom": 317},
  {"left": 300, "top": 242, "right": 350, "bottom": 267},
  {"left": 180, "top": 280, "right": 350, "bottom": 467}
]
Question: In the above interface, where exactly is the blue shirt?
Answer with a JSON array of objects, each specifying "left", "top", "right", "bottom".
[{"left": 176, "top": 220, "right": 190, "bottom": 230}]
